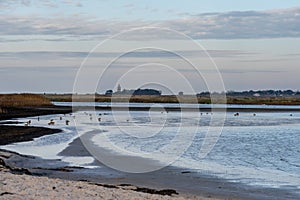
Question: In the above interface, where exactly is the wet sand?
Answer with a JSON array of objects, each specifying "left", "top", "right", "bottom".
[
  {"left": 0, "top": 149, "right": 216, "bottom": 200},
  {"left": 0, "top": 106, "right": 71, "bottom": 145},
  {"left": 56, "top": 132, "right": 300, "bottom": 200},
  {"left": 0, "top": 106, "right": 216, "bottom": 199},
  {"left": 0, "top": 125, "right": 61, "bottom": 145},
  {"left": 1, "top": 106, "right": 300, "bottom": 199},
  {"left": 1, "top": 130, "right": 299, "bottom": 199},
  {"left": 0, "top": 106, "right": 72, "bottom": 121}
]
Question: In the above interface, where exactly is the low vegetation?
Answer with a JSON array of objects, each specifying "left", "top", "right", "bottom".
[
  {"left": 44, "top": 93, "right": 300, "bottom": 105},
  {"left": 0, "top": 94, "right": 53, "bottom": 108}
]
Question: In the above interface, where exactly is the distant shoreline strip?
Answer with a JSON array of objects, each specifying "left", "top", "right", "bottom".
[{"left": 70, "top": 106, "right": 300, "bottom": 113}]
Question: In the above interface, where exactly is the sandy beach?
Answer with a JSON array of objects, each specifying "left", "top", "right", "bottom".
[
  {"left": 0, "top": 106, "right": 215, "bottom": 199},
  {"left": 1, "top": 106, "right": 300, "bottom": 199},
  {"left": 0, "top": 150, "right": 216, "bottom": 200},
  {"left": 1, "top": 130, "right": 299, "bottom": 200}
]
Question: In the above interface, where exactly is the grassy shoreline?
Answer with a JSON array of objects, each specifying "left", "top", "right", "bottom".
[
  {"left": 0, "top": 94, "right": 72, "bottom": 144},
  {"left": 1, "top": 93, "right": 300, "bottom": 105},
  {"left": 44, "top": 94, "right": 300, "bottom": 105},
  {"left": 0, "top": 94, "right": 299, "bottom": 200}
]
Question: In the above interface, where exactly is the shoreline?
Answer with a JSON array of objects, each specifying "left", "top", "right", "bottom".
[
  {"left": 0, "top": 149, "right": 205, "bottom": 200},
  {"left": 0, "top": 105, "right": 71, "bottom": 145},
  {"left": 56, "top": 133, "right": 300, "bottom": 200},
  {"left": 95, "top": 106, "right": 300, "bottom": 113},
  {"left": 71, "top": 105, "right": 300, "bottom": 113},
  {"left": 0, "top": 125, "right": 61, "bottom": 146},
  {"left": 0, "top": 149, "right": 218, "bottom": 200},
  {"left": 0, "top": 106, "right": 215, "bottom": 199},
  {"left": 1, "top": 106, "right": 300, "bottom": 199},
  {"left": 0, "top": 106, "right": 72, "bottom": 121},
  {"left": 2, "top": 138, "right": 300, "bottom": 200}
]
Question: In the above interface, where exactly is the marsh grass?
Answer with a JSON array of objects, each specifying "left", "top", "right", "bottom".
[
  {"left": 0, "top": 94, "right": 53, "bottom": 107},
  {"left": 45, "top": 93, "right": 300, "bottom": 105}
]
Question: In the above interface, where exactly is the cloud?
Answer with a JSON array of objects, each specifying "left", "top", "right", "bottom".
[
  {"left": 123, "top": 3, "right": 135, "bottom": 8},
  {"left": 0, "top": 49, "right": 254, "bottom": 60},
  {"left": 0, "top": 0, "right": 84, "bottom": 9},
  {"left": 0, "top": 15, "right": 115, "bottom": 35},
  {"left": 163, "top": 7, "right": 300, "bottom": 39},
  {"left": 0, "top": 0, "right": 30, "bottom": 8},
  {"left": 0, "top": 7, "right": 300, "bottom": 39},
  {"left": 220, "top": 69, "right": 284, "bottom": 74}
]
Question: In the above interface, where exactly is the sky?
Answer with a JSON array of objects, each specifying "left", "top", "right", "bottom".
[{"left": 0, "top": 0, "right": 300, "bottom": 94}]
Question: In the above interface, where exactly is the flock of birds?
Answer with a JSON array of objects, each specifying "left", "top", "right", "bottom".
[
  {"left": 23, "top": 111, "right": 295, "bottom": 127},
  {"left": 23, "top": 112, "right": 111, "bottom": 127}
]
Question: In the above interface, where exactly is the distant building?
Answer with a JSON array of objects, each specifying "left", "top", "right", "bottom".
[
  {"left": 117, "top": 84, "right": 121, "bottom": 93},
  {"left": 132, "top": 89, "right": 161, "bottom": 96}
]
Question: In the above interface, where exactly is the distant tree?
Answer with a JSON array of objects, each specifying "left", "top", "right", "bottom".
[
  {"left": 133, "top": 89, "right": 161, "bottom": 96},
  {"left": 105, "top": 90, "right": 113, "bottom": 96}
]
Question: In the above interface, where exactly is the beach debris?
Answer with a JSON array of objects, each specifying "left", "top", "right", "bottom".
[
  {"left": 91, "top": 183, "right": 118, "bottom": 189},
  {"left": 32, "top": 166, "right": 74, "bottom": 172},
  {"left": 253, "top": 113, "right": 256, "bottom": 116},
  {"left": 87, "top": 182, "right": 178, "bottom": 196},
  {"left": 0, "top": 157, "right": 31, "bottom": 175},
  {"left": 133, "top": 187, "right": 178, "bottom": 196},
  {"left": 290, "top": 114, "right": 293, "bottom": 116},
  {"left": 37, "top": 117, "right": 40, "bottom": 121},
  {"left": 98, "top": 118, "right": 101, "bottom": 122},
  {"left": 60, "top": 116, "right": 62, "bottom": 120},
  {"left": 66, "top": 120, "right": 70, "bottom": 125},
  {"left": 118, "top": 184, "right": 132, "bottom": 187},
  {"left": 0, "top": 192, "right": 15, "bottom": 196},
  {"left": 234, "top": 112, "right": 239, "bottom": 116}
]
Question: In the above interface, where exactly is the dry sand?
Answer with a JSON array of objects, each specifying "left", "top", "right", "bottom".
[
  {"left": 0, "top": 150, "right": 216, "bottom": 200},
  {"left": 0, "top": 168, "right": 213, "bottom": 200}
]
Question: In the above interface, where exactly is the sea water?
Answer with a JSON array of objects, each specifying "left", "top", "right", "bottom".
[{"left": 1, "top": 103, "right": 300, "bottom": 189}]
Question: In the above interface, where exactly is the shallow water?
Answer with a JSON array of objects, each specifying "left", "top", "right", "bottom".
[
  {"left": 54, "top": 101, "right": 300, "bottom": 109},
  {"left": 1, "top": 103, "right": 300, "bottom": 190}
]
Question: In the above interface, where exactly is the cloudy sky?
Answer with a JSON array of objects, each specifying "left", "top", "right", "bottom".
[{"left": 1, "top": 0, "right": 300, "bottom": 94}]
